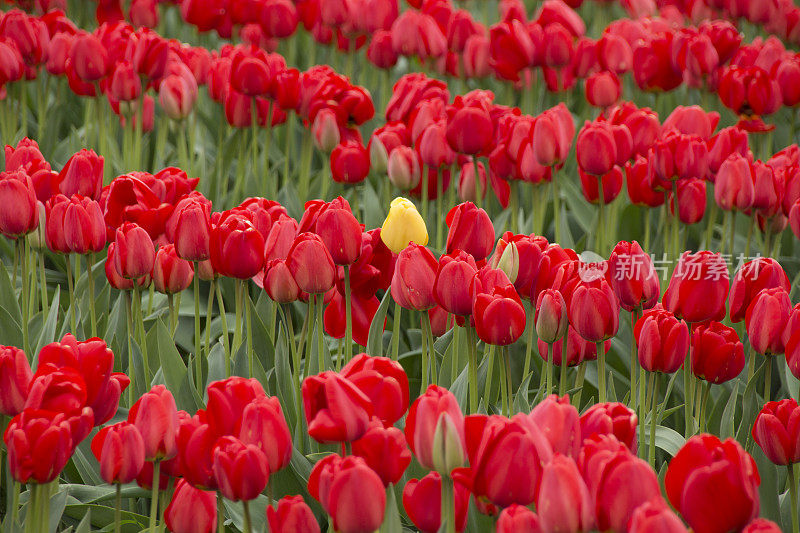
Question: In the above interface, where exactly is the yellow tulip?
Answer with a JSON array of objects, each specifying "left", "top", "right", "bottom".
[{"left": 380, "top": 197, "right": 428, "bottom": 253}]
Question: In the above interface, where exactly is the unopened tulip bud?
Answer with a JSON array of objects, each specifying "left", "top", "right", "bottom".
[
  {"left": 431, "top": 413, "right": 465, "bottom": 475},
  {"left": 491, "top": 240, "right": 519, "bottom": 283},
  {"left": 312, "top": 109, "right": 340, "bottom": 153},
  {"left": 369, "top": 134, "right": 389, "bottom": 175},
  {"left": 387, "top": 146, "right": 421, "bottom": 191}
]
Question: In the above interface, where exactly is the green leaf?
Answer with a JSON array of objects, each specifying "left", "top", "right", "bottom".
[
  {"left": 34, "top": 291, "right": 60, "bottom": 354},
  {"left": 641, "top": 425, "right": 685, "bottom": 457},
  {"left": 151, "top": 319, "right": 202, "bottom": 412},
  {"left": 513, "top": 373, "right": 533, "bottom": 414},
  {"left": 367, "top": 289, "right": 392, "bottom": 357},
  {"left": 752, "top": 446, "right": 782, "bottom": 525},
  {"left": 62, "top": 504, "right": 147, "bottom": 533},
  {"left": 46, "top": 487, "right": 68, "bottom": 533},
  {"left": 0, "top": 259, "right": 22, "bottom": 327},
  {"left": 380, "top": 485, "right": 403, "bottom": 533},
  {"left": 719, "top": 381, "right": 739, "bottom": 440}
]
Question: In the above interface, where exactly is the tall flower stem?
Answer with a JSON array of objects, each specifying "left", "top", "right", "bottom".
[
  {"left": 467, "top": 326, "right": 479, "bottom": 413},
  {"left": 559, "top": 334, "right": 569, "bottom": 396},
  {"left": 441, "top": 476, "right": 456, "bottom": 533},
  {"left": 86, "top": 253, "right": 97, "bottom": 337},
  {"left": 39, "top": 251, "right": 48, "bottom": 316},
  {"left": 217, "top": 492, "right": 225, "bottom": 533},
  {"left": 648, "top": 373, "right": 659, "bottom": 467},
  {"left": 597, "top": 341, "right": 607, "bottom": 403},
  {"left": 134, "top": 285, "right": 150, "bottom": 384},
  {"left": 630, "top": 309, "right": 639, "bottom": 412},
  {"left": 552, "top": 168, "right": 561, "bottom": 243},
  {"left": 205, "top": 279, "right": 215, "bottom": 359},
  {"left": 483, "top": 344, "right": 495, "bottom": 401},
  {"left": 284, "top": 304, "right": 303, "bottom": 422},
  {"left": 672, "top": 181, "right": 680, "bottom": 264},
  {"left": 391, "top": 302, "right": 402, "bottom": 361},
  {"left": 573, "top": 361, "right": 587, "bottom": 407},
  {"left": 472, "top": 155, "right": 482, "bottom": 209},
  {"left": 216, "top": 282, "right": 231, "bottom": 377},
  {"left": 764, "top": 356, "right": 772, "bottom": 402},
  {"left": 523, "top": 306, "right": 534, "bottom": 380},
  {"left": 244, "top": 282, "right": 254, "bottom": 378},
  {"left": 504, "top": 345, "right": 513, "bottom": 417},
  {"left": 684, "top": 327, "right": 694, "bottom": 437},
  {"left": 233, "top": 280, "right": 243, "bottom": 355},
  {"left": 19, "top": 239, "right": 29, "bottom": 354},
  {"left": 149, "top": 461, "right": 161, "bottom": 532},
  {"left": 788, "top": 465, "right": 799, "bottom": 533},
  {"left": 126, "top": 291, "right": 135, "bottom": 405},
  {"left": 193, "top": 266, "right": 202, "bottom": 391},
  {"left": 424, "top": 313, "right": 438, "bottom": 384},
  {"left": 242, "top": 500, "right": 253, "bottom": 533},
  {"left": 114, "top": 483, "right": 122, "bottom": 533},
  {"left": 597, "top": 177, "right": 605, "bottom": 254},
  {"left": 546, "top": 342, "right": 554, "bottom": 397},
  {"left": 316, "top": 293, "right": 325, "bottom": 372},
  {"left": 638, "top": 366, "right": 647, "bottom": 459},
  {"left": 421, "top": 314, "right": 429, "bottom": 394},
  {"left": 264, "top": 105, "right": 273, "bottom": 199},
  {"left": 344, "top": 266, "right": 353, "bottom": 364}
]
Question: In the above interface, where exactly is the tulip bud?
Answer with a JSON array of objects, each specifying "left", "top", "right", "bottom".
[
  {"left": 387, "top": 146, "right": 421, "bottom": 191},
  {"left": 285, "top": 233, "right": 336, "bottom": 294},
  {"left": 114, "top": 222, "right": 156, "bottom": 280},
  {"left": 128, "top": 385, "right": 179, "bottom": 461},
  {"left": 391, "top": 243, "right": 438, "bottom": 311},
  {"left": 0, "top": 170, "right": 39, "bottom": 238},
  {"left": 746, "top": 287, "right": 791, "bottom": 355},
  {"left": 752, "top": 399, "right": 800, "bottom": 466},
  {"left": 331, "top": 141, "right": 370, "bottom": 185},
  {"left": 313, "top": 109, "right": 341, "bottom": 152},
  {"left": 380, "top": 197, "right": 428, "bottom": 253},
  {"left": 628, "top": 499, "right": 688, "bottom": 533},
  {"left": 315, "top": 200, "right": 362, "bottom": 265},
  {"left": 402, "top": 472, "right": 471, "bottom": 533},
  {"left": 212, "top": 435, "right": 270, "bottom": 502},
  {"left": 4, "top": 410, "right": 73, "bottom": 484},
  {"left": 0, "top": 345, "right": 33, "bottom": 417},
  {"left": 537, "top": 454, "right": 594, "bottom": 533},
  {"left": 635, "top": 308, "right": 690, "bottom": 374},
  {"left": 302, "top": 371, "right": 373, "bottom": 443},
  {"left": 405, "top": 385, "right": 466, "bottom": 473},
  {"left": 490, "top": 239, "right": 519, "bottom": 283},
  {"left": 267, "top": 496, "right": 320, "bottom": 533},
  {"left": 91, "top": 422, "right": 146, "bottom": 485},
  {"left": 445, "top": 202, "right": 494, "bottom": 261},
  {"left": 535, "top": 289, "right": 568, "bottom": 344},
  {"left": 164, "top": 480, "right": 217, "bottom": 533},
  {"left": 153, "top": 244, "right": 194, "bottom": 294},
  {"left": 496, "top": 504, "right": 541, "bottom": 533},
  {"left": 431, "top": 412, "right": 466, "bottom": 475},
  {"left": 352, "top": 422, "right": 412, "bottom": 486}
]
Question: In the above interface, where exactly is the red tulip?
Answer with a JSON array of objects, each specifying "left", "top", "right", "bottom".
[
  {"left": 488, "top": 20, "right": 535, "bottom": 82},
  {"left": 529, "top": 394, "right": 580, "bottom": 458},
  {"left": 212, "top": 435, "right": 269, "bottom": 501},
  {"left": 25, "top": 364, "right": 88, "bottom": 416},
  {"left": 159, "top": 74, "right": 199, "bottom": 120},
  {"left": 690, "top": 321, "right": 745, "bottom": 384},
  {"left": 391, "top": 243, "right": 438, "bottom": 311},
  {"left": 69, "top": 31, "right": 109, "bottom": 81},
  {"left": 205, "top": 376, "right": 266, "bottom": 436},
  {"left": 635, "top": 308, "right": 690, "bottom": 374},
  {"left": 267, "top": 495, "right": 320, "bottom": 533},
  {"left": 263, "top": 259, "right": 300, "bottom": 303},
  {"left": 405, "top": 385, "right": 466, "bottom": 473},
  {"left": 105, "top": 242, "right": 151, "bottom": 290},
  {"left": 58, "top": 149, "right": 103, "bottom": 200},
  {"left": 352, "top": 420, "right": 412, "bottom": 486},
  {"left": 169, "top": 194, "right": 212, "bottom": 262},
  {"left": 302, "top": 371, "right": 373, "bottom": 443},
  {"left": 576, "top": 121, "right": 617, "bottom": 176},
  {"left": 473, "top": 283, "right": 526, "bottom": 345},
  {"left": 237, "top": 396, "right": 292, "bottom": 474},
  {"left": 718, "top": 65, "right": 781, "bottom": 118},
  {"left": 331, "top": 141, "right": 370, "bottom": 185},
  {"left": 433, "top": 250, "right": 479, "bottom": 316},
  {"left": 707, "top": 126, "right": 749, "bottom": 174},
  {"left": 535, "top": 289, "right": 568, "bottom": 344},
  {"left": 461, "top": 413, "right": 553, "bottom": 507},
  {"left": 445, "top": 93, "right": 494, "bottom": 155},
  {"left": 580, "top": 402, "right": 638, "bottom": 452},
  {"left": 666, "top": 434, "right": 760, "bottom": 533},
  {"left": 3, "top": 409, "right": 73, "bottom": 484},
  {"left": 662, "top": 251, "right": 729, "bottom": 324},
  {"left": 315, "top": 199, "right": 362, "bottom": 265},
  {"left": 538, "top": 328, "right": 608, "bottom": 368},
  {"left": 496, "top": 504, "right": 541, "bottom": 532},
  {"left": 752, "top": 399, "right": 800, "bottom": 466},
  {"left": 628, "top": 498, "right": 688, "bottom": 533},
  {"left": 742, "top": 518, "right": 782, "bottom": 533},
  {"left": 402, "top": 472, "right": 470, "bottom": 533},
  {"left": 585, "top": 71, "right": 621, "bottom": 109},
  {"left": 210, "top": 211, "right": 265, "bottom": 279},
  {"left": 607, "top": 240, "right": 660, "bottom": 312},
  {"left": 0, "top": 346, "right": 32, "bottom": 416},
  {"left": 128, "top": 385, "right": 179, "bottom": 461},
  {"left": 340, "top": 353, "right": 409, "bottom": 427},
  {"left": 176, "top": 414, "right": 217, "bottom": 490},
  {"left": 0, "top": 170, "right": 39, "bottom": 238},
  {"left": 532, "top": 103, "right": 575, "bottom": 168},
  {"left": 153, "top": 244, "right": 194, "bottom": 294},
  {"left": 537, "top": 454, "right": 594, "bottom": 533},
  {"left": 568, "top": 276, "right": 620, "bottom": 343},
  {"left": 625, "top": 157, "right": 665, "bottom": 208},
  {"left": 91, "top": 421, "right": 145, "bottom": 484},
  {"left": 578, "top": 165, "right": 623, "bottom": 204},
  {"left": 114, "top": 222, "right": 155, "bottom": 280},
  {"left": 746, "top": 288, "right": 791, "bottom": 355},
  {"left": 445, "top": 202, "right": 494, "bottom": 261},
  {"left": 286, "top": 233, "right": 336, "bottom": 294},
  {"left": 164, "top": 479, "right": 217, "bottom": 533}
]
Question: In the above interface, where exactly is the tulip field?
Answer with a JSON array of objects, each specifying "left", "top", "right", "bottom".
[{"left": 5, "top": 0, "right": 800, "bottom": 532}]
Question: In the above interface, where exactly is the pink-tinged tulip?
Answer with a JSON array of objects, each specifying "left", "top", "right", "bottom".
[
  {"left": 60, "top": 195, "right": 106, "bottom": 254},
  {"left": 532, "top": 103, "right": 575, "bottom": 168},
  {"left": 569, "top": 276, "right": 620, "bottom": 343},
  {"left": 752, "top": 399, "right": 800, "bottom": 466},
  {"left": 715, "top": 153, "right": 754, "bottom": 212},
  {"left": 586, "top": 71, "right": 621, "bottom": 109},
  {"left": 69, "top": 31, "right": 109, "bottom": 81},
  {"left": 580, "top": 402, "right": 638, "bottom": 452},
  {"left": 164, "top": 479, "right": 217, "bottom": 533},
  {"left": 352, "top": 420, "right": 412, "bottom": 486},
  {"left": 402, "top": 472, "right": 470, "bottom": 533},
  {"left": 237, "top": 396, "right": 292, "bottom": 474},
  {"left": 663, "top": 251, "right": 729, "bottom": 324},
  {"left": 634, "top": 308, "right": 690, "bottom": 374},
  {"left": 445, "top": 202, "right": 494, "bottom": 261},
  {"left": 286, "top": 233, "right": 336, "bottom": 294},
  {"left": 312, "top": 108, "right": 340, "bottom": 152},
  {"left": 387, "top": 146, "right": 421, "bottom": 191},
  {"left": 302, "top": 371, "right": 373, "bottom": 443},
  {"left": 707, "top": 126, "right": 749, "bottom": 174},
  {"left": 4, "top": 409, "right": 73, "bottom": 484},
  {"left": 114, "top": 222, "right": 155, "bottom": 280},
  {"left": 433, "top": 250, "right": 479, "bottom": 316},
  {"left": 267, "top": 495, "right": 320, "bottom": 533},
  {"left": 628, "top": 499, "right": 689, "bottom": 533},
  {"left": 105, "top": 242, "right": 151, "bottom": 291},
  {"left": 159, "top": 74, "right": 199, "bottom": 120},
  {"left": 405, "top": 385, "right": 466, "bottom": 473},
  {"left": 0, "top": 346, "right": 32, "bottom": 416},
  {"left": 91, "top": 422, "right": 145, "bottom": 484},
  {"left": 742, "top": 519, "right": 782, "bottom": 533},
  {"left": 24, "top": 363, "right": 88, "bottom": 416},
  {"left": 473, "top": 284, "right": 526, "bottom": 345},
  {"left": 729, "top": 258, "right": 790, "bottom": 323},
  {"left": 576, "top": 121, "right": 617, "bottom": 176},
  {"left": 128, "top": 385, "right": 179, "bottom": 461},
  {"left": 535, "top": 289, "right": 568, "bottom": 344},
  {"left": 608, "top": 240, "right": 660, "bottom": 312},
  {"left": 0, "top": 170, "right": 38, "bottom": 238},
  {"left": 341, "top": 353, "right": 409, "bottom": 428},
  {"left": 212, "top": 435, "right": 270, "bottom": 501},
  {"left": 530, "top": 394, "right": 580, "bottom": 458},
  {"left": 537, "top": 454, "right": 594, "bottom": 533},
  {"left": 496, "top": 504, "right": 541, "bottom": 533},
  {"left": 153, "top": 244, "right": 194, "bottom": 294},
  {"left": 461, "top": 414, "right": 553, "bottom": 507},
  {"left": 666, "top": 434, "right": 760, "bottom": 533},
  {"left": 205, "top": 377, "right": 266, "bottom": 437},
  {"left": 391, "top": 243, "right": 438, "bottom": 311},
  {"left": 263, "top": 259, "right": 300, "bottom": 303},
  {"left": 662, "top": 105, "right": 720, "bottom": 140},
  {"left": 746, "top": 288, "right": 791, "bottom": 355},
  {"left": 58, "top": 149, "right": 103, "bottom": 200},
  {"left": 108, "top": 61, "right": 141, "bottom": 106},
  {"left": 691, "top": 321, "right": 745, "bottom": 384}
]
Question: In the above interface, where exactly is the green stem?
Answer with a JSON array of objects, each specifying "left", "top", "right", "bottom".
[
  {"left": 242, "top": 500, "right": 253, "bottom": 533},
  {"left": 523, "top": 306, "right": 534, "bottom": 380},
  {"left": 126, "top": 291, "right": 135, "bottom": 405},
  {"left": 630, "top": 309, "right": 639, "bottom": 412},
  {"left": 573, "top": 361, "right": 586, "bottom": 408},
  {"left": 425, "top": 313, "right": 438, "bottom": 385},
  {"left": 391, "top": 302, "right": 402, "bottom": 361},
  {"left": 167, "top": 293, "right": 175, "bottom": 334},
  {"left": 441, "top": 476, "right": 456, "bottom": 533},
  {"left": 19, "top": 240, "right": 29, "bottom": 354},
  {"left": 764, "top": 356, "right": 772, "bottom": 402},
  {"left": 546, "top": 342, "right": 554, "bottom": 397},
  {"left": 233, "top": 280, "right": 243, "bottom": 355},
  {"left": 316, "top": 293, "right": 325, "bottom": 372},
  {"left": 135, "top": 285, "right": 150, "bottom": 385},
  {"left": 39, "top": 251, "right": 48, "bottom": 316},
  {"left": 205, "top": 279, "right": 215, "bottom": 360},
  {"left": 467, "top": 326, "right": 479, "bottom": 413},
  {"left": 344, "top": 266, "right": 353, "bottom": 363},
  {"left": 86, "top": 253, "right": 97, "bottom": 337},
  {"left": 264, "top": 106, "right": 273, "bottom": 199},
  {"left": 729, "top": 210, "right": 736, "bottom": 257},
  {"left": 649, "top": 373, "right": 659, "bottom": 467},
  {"left": 25, "top": 483, "right": 37, "bottom": 533},
  {"left": 421, "top": 164, "right": 429, "bottom": 224},
  {"left": 672, "top": 180, "right": 679, "bottom": 263},
  {"left": 789, "top": 465, "right": 799, "bottom": 533},
  {"left": 216, "top": 281, "right": 231, "bottom": 377},
  {"left": 559, "top": 334, "right": 569, "bottom": 397},
  {"left": 421, "top": 314, "right": 430, "bottom": 395},
  {"left": 114, "top": 484, "right": 122, "bottom": 533},
  {"left": 638, "top": 365, "right": 647, "bottom": 460},
  {"left": 504, "top": 346, "right": 513, "bottom": 417},
  {"left": 217, "top": 492, "right": 225, "bottom": 533},
  {"left": 472, "top": 156, "right": 482, "bottom": 209},
  {"left": 597, "top": 342, "right": 606, "bottom": 403},
  {"left": 483, "top": 344, "right": 495, "bottom": 402},
  {"left": 148, "top": 462, "right": 161, "bottom": 532},
  {"left": 552, "top": 168, "right": 561, "bottom": 243},
  {"left": 699, "top": 381, "right": 711, "bottom": 433},
  {"left": 684, "top": 327, "right": 694, "bottom": 437},
  {"left": 244, "top": 281, "right": 254, "bottom": 378},
  {"left": 194, "top": 266, "right": 202, "bottom": 392}
]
